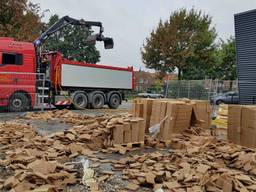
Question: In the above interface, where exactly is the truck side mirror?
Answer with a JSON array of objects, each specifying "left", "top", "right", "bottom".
[{"left": 103, "top": 37, "right": 114, "bottom": 49}]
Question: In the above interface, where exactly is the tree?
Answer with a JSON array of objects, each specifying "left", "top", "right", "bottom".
[
  {"left": 44, "top": 14, "right": 100, "bottom": 63},
  {"left": 0, "top": 0, "right": 43, "bottom": 41},
  {"left": 208, "top": 37, "right": 237, "bottom": 90},
  {"left": 214, "top": 37, "right": 236, "bottom": 80},
  {"left": 141, "top": 8, "right": 217, "bottom": 80}
]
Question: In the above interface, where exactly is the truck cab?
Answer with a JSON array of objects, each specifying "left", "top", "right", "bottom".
[{"left": 0, "top": 38, "right": 37, "bottom": 111}]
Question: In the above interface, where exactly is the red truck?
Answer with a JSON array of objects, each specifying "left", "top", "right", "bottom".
[{"left": 0, "top": 16, "right": 134, "bottom": 112}]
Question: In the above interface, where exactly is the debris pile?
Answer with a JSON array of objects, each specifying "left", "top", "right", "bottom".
[
  {"left": 0, "top": 112, "right": 143, "bottom": 191},
  {"left": 115, "top": 128, "right": 256, "bottom": 191},
  {"left": 24, "top": 109, "right": 94, "bottom": 125},
  {"left": 1, "top": 109, "right": 256, "bottom": 191}
]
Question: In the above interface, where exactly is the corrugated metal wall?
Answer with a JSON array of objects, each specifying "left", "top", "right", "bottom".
[{"left": 235, "top": 9, "right": 256, "bottom": 104}]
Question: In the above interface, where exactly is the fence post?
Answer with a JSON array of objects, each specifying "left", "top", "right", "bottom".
[
  {"left": 165, "top": 76, "right": 169, "bottom": 98},
  {"left": 178, "top": 80, "right": 180, "bottom": 98},
  {"left": 187, "top": 80, "right": 190, "bottom": 99},
  {"left": 208, "top": 79, "right": 212, "bottom": 100}
]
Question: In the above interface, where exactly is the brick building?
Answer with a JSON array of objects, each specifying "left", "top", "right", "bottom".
[
  {"left": 134, "top": 71, "right": 156, "bottom": 91},
  {"left": 134, "top": 70, "right": 177, "bottom": 92}
]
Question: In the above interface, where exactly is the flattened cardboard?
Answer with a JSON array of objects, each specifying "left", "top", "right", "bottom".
[
  {"left": 123, "top": 123, "right": 132, "bottom": 143},
  {"left": 192, "top": 100, "right": 212, "bottom": 129},
  {"left": 113, "top": 125, "right": 124, "bottom": 144},
  {"left": 138, "top": 119, "right": 145, "bottom": 142},
  {"left": 241, "top": 107, "right": 256, "bottom": 148},
  {"left": 131, "top": 121, "right": 139, "bottom": 142},
  {"left": 228, "top": 105, "right": 242, "bottom": 145}
]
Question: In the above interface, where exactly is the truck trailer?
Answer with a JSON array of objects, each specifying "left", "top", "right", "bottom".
[{"left": 0, "top": 16, "right": 134, "bottom": 112}]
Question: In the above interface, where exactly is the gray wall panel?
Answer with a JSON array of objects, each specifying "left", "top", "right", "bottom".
[{"left": 235, "top": 9, "right": 256, "bottom": 104}]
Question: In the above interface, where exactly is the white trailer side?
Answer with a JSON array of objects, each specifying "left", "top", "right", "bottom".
[{"left": 61, "top": 64, "right": 133, "bottom": 89}]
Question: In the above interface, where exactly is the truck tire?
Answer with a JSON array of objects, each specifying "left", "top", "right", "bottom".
[
  {"left": 91, "top": 93, "right": 104, "bottom": 109},
  {"left": 108, "top": 94, "right": 120, "bottom": 109},
  {"left": 8, "top": 93, "right": 29, "bottom": 112},
  {"left": 72, "top": 92, "right": 88, "bottom": 109}
]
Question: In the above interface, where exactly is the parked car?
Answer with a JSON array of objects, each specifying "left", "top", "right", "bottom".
[
  {"left": 211, "top": 91, "right": 239, "bottom": 105},
  {"left": 137, "top": 92, "right": 164, "bottom": 98}
]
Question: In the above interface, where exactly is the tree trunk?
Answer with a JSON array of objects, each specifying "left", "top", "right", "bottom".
[
  {"left": 178, "top": 68, "right": 182, "bottom": 80},
  {"left": 229, "top": 80, "right": 233, "bottom": 91}
]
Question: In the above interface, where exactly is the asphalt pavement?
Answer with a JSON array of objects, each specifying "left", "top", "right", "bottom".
[{"left": 0, "top": 101, "right": 133, "bottom": 136}]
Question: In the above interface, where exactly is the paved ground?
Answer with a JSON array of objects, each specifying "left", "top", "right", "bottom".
[{"left": 0, "top": 101, "right": 132, "bottom": 136}]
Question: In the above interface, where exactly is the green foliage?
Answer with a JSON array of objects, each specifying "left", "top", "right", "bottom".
[
  {"left": 210, "top": 37, "right": 237, "bottom": 80},
  {"left": 44, "top": 14, "right": 100, "bottom": 63},
  {"left": 0, "top": 0, "right": 43, "bottom": 41},
  {"left": 141, "top": 8, "right": 217, "bottom": 80},
  {"left": 168, "top": 80, "right": 208, "bottom": 99}
]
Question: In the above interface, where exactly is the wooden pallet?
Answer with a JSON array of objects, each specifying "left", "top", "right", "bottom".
[{"left": 113, "top": 141, "right": 144, "bottom": 148}]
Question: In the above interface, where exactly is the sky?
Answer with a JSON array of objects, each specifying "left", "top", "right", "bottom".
[{"left": 32, "top": 0, "right": 256, "bottom": 71}]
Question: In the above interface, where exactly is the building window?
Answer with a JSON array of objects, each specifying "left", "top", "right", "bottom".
[{"left": 2, "top": 53, "right": 23, "bottom": 65}]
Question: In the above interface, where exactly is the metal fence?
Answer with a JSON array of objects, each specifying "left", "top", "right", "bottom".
[
  {"left": 0, "top": 72, "right": 47, "bottom": 112},
  {"left": 130, "top": 79, "right": 239, "bottom": 101},
  {"left": 165, "top": 79, "right": 238, "bottom": 100}
]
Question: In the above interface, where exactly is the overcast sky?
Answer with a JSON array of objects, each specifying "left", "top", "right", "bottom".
[{"left": 32, "top": 0, "right": 256, "bottom": 70}]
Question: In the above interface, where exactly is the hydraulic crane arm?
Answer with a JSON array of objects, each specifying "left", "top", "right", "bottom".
[
  {"left": 34, "top": 15, "right": 113, "bottom": 73},
  {"left": 34, "top": 16, "right": 107, "bottom": 46}
]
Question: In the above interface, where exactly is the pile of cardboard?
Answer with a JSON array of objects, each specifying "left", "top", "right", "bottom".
[
  {"left": 25, "top": 110, "right": 146, "bottom": 147},
  {"left": 133, "top": 98, "right": 211, "bottom": 142},
  {"left": 110, "top": 117, "right": 144, "bottom": 146},
  {"left": 1, "top": 108, "right": 256, "bottom": 191},
  {"left": 114, "top": 128, "right": 256, "bottom": 191},
  {"left": 0, "top": 112, "right": 145, "bottom": 191},
  {"left": 24, "top": 109, "right": 94, "bottom": 125},
  {"left": 228, "top": 105, "right": 256, "bottom": 148}
]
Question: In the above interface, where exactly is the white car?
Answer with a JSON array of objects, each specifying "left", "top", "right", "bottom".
[{"left": 137, "top": 92, "right": 164, "bottom": 98}]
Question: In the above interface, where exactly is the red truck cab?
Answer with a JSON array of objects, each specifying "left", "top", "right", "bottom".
[{"left": 0, "top": 38, "right": 37, "bottom": 111}]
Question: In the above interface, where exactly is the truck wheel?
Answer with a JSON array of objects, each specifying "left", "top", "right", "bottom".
[
  {"left": 108, "top": 94, "right": 120, "bottom": 109},
  {"left": 91, "top": 93, "right": 104, "bottom": 109},
  {"left": 73, "top": 92, "right": 88, "bottom": 109},
  {"left": 9, "top": 93, "right": 29, "bottom": 112}
]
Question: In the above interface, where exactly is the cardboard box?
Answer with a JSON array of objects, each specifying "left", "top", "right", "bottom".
[
  {"left": 132, "top": 98, "right": 210, "bottom": 142},
  {"left": 113, "top": 125, "right": 124, "bottom": 144},
  {"left": 133, "top": 98, "right": 154, "bottom": 132},
  {"left": 150, "top": 100, "right": 163, "bottom": 127},
  {"left": 112, "top": 117, "right": 145, "bottom": 145},
  {"left": 191, "top": 100, "right": 211, "bottom": 129},
  {"left": 228, "top": 105, "right": 242, "bottom": 145},
  {"left": 159, "top": 101, "right": 193, "bottom": 141},
  {"left": 240, "top": 107, "right": 256, "bottom": 148},
  {"left": 228, "top": 104, "right": 256, "bottom": 148}
]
